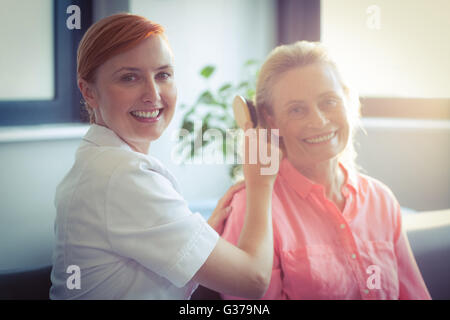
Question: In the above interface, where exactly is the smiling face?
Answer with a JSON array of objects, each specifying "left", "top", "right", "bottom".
[
  {"left": 266, "top": 63, "right": 350, "bottom": 168},
  {"left": 79, "top": 35, "right": 177, "bottom": 153}
]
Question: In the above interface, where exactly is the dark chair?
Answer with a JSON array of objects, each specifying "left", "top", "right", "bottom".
[
  {"left": 0, "top": 265, "right": 52, "bottom": 300},
  {"left": 191, "top": 285, "right": 222, "bottom": 300}
]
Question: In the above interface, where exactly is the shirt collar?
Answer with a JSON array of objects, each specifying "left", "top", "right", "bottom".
[
  {"left": 342, "top": 163, "right": 359, "bottom": 195},
  {"left": 81, "top": 124, "right": 183, "bottom": 194},
  {"left": 82, "top": 124, "right": 133, "bottom": 151},
  {"left": 279, "top": 158, "right": 359, "bottom": 198}
]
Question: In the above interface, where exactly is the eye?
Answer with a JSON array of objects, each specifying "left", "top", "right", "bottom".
[
  {"left": 288, "top": 105, "right": 306, "bottom": 117},
  {"left": 121, "top": 73, "right": 138, "bottom": 82},
  {"left": 156, "top": 72, "right": 172, "bottom": 80},
  {"left": 322, "top": 98, "right": 339, "bottom": 108}
]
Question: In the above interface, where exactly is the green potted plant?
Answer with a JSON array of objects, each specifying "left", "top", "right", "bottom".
[{"left": 175, "top": 60, "right": 260, "bottom": 181}]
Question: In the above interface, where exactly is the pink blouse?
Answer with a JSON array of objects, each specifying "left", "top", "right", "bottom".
[{"left": 221, "top": 158, "right": 431, "bottom": 300}]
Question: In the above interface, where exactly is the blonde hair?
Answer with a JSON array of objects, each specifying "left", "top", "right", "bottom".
[{"left": 254, "top": 41, "right": 362, "bottom": 172}]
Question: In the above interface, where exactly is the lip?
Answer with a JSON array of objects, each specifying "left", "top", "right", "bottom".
[
  {"left": 303, "top": 130, "right": 336, "bottom": 140},
  {"left": 129, "top": 108, "right": 164, "bottom": 123},
  {"left": 130, "top": 107, "right": 163, "bottom": 112},
  {"left": 302, "top": 130, "right": 337, "bottom": 145}
]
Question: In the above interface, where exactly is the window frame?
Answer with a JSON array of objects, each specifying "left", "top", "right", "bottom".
[
  {"left": 276, "top": 0, "right": 450, "bottom": 120},
  {"left": 0, "top": 0, "right": 92, "bottom": 126}
]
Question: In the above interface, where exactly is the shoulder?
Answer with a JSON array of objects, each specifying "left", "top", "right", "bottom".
[
  {"left": 104, "top": 150, "right": 180, "bottom": 197},
  {"left": 81, "top": 147, "right": 166, "bottom": 183},
  {"left": 227, "top": 183, "right": 285, "bottom": 217},
  {"left": 355, "top": 173, "right": 401, "bottom": 228},
  {"left": 222, "top": 184, "right": 284, "bottom": 234},
  {"left": 103, "top": 151, "right": 190, "bottom": 226},
  {"left": 223, "top": 187, "right": 247, "bottom": 227},
  {"left": 230, "top": 187, "right": 247, "bottom": 206},
  {"left": 356, "top": 173, "right": 398, "bottom": 203},
  {"left": 72, "top": 146, "right": 181, "bottom": 205},
  {"left": 85, "top": 147, "right": 147, "bottom": 173},
  {"left": 227, "top": 185, "right": 283, "bottom": 214}
]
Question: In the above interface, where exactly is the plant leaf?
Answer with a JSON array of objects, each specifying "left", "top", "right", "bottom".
[
  {"left": 181, "top": 120, "right": 194, "bottom": 132},
  {"left": 218, "top": 83, "right": 232, "bottom": 93},
  {"left": 237, "top": 81, "right": 249, "bottom": 90},
  {"left": 200, "top": 65, "right": 215, "bottom": 78},
  {"left": 244, "top": 59, "right": 258, "bottom": 66},
  {"left": 197, "top": 91, "right": 215, "bottom": 105}
]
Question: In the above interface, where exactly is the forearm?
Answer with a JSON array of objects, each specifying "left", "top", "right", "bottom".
[{"left": 237, "top": 183, "right": 274, "bottom": 283}]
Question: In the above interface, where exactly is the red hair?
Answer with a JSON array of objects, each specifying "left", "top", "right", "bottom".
[
  {"left": 77, "top": 13, "right": 165, "bottom": 122},
  {"left": 77, "top": 13, "right": 165, "bottom": 82}
]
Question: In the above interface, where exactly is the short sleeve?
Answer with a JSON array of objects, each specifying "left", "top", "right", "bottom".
[{"left": 105, "top": 158, "right": 219, "bottom": 288}]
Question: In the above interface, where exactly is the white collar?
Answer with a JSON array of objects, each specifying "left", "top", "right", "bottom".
[
  {"left": 81, "top": 124, "right": 182, "bottom": 194},
  {"left": 82, "top": 124, "right": 133, "bottom": 151}
]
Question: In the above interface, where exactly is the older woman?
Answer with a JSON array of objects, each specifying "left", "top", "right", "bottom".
[
  {"left": 220, "top": 41, "right": 431, "bottom": 300},
  {"left": 50, "top": 13, "right": 279, "bottom": 299}
]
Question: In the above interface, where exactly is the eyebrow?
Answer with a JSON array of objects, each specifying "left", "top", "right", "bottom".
[
  {"left": 283, "top": 91, "right": 341, "bottom": 108},
  {"left": 112, "top": 64, "right": 174, "bottom": 76},
  {"left": 318, "top": 91, "right": 341, "bottom": 98}
]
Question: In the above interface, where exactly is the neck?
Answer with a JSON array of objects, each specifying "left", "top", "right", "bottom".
[{"left": 290, "top": 157, "right": 345, "bottom": 200}]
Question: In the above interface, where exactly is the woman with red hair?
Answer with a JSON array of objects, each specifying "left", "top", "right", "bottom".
[{"left": 50, "top": 13, "right": 279, "bottom": 299}]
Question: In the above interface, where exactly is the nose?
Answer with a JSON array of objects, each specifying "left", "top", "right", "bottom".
[
  {"left": 307, "top": 106, "right": 329, "bottom": 129},
  {"left": 141, "top": 78, "right": 160, "bottom": 104}
]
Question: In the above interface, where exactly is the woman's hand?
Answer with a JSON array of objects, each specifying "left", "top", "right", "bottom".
[
  {"left": 242, "top": 122, "right": 283, "bottom": 188},
  {"left": 208, "top": 180, "right": 246, "bottom": 233}
]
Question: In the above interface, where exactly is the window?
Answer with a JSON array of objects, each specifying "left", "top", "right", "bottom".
[
  {"left": 0, "top": 0, "right": 92, "bottom": 126},
  {"left": 276, "top": 0, "right": 450, "bottom": 119},
  {"left": 277, "top": 0, "right": 320, "bottom": 44}
]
